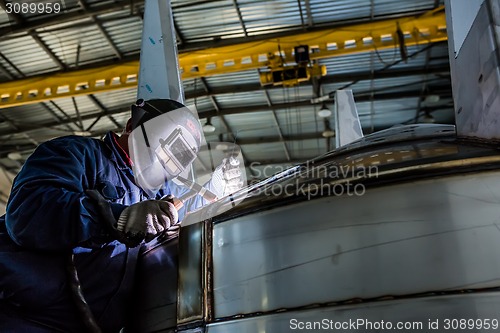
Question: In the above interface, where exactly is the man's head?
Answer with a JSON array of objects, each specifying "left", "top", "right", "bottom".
[{"left": 127, "top": 99, "right": 203, "bottom": 196}]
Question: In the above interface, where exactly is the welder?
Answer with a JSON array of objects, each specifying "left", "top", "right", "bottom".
[{"left": 0, "top": 99, "right": 242, "bottom": 332}]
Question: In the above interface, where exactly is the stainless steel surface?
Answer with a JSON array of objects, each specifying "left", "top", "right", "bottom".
[
  {"left": 212, "top": 170, "right": 500, "bottom": 318},
  {"left": 184, "top": 124, "right": 460, "bottom": 227},
  {"left": 446, "top": 0, "right": 500, "bottom": 139},
  {"left": 131, "top": 229, "right": 179, "bottom": 333},
  {"left": 177, "top": 124, "right": 500, "bottom": 330},
  {"left": 334, "top": 90, "right": 363, "bottom": 147},
  {"left": 177, "top": 222, "right": 206, "bottom": 325},
  {"left": 445, "top": 0, "right": 484, "bottom": 57},
  {"left": 206, "top": 292, "right": 500, "bottom": 332}
]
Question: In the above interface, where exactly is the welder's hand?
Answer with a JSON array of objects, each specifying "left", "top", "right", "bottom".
[
  {"left": 86, "top": 190, "right": 178, "bottom": 247},
  {"left": 210, "top": 157, "right": 244, "bottom": 198},
  {"left": 117, "top": 199, "right": 179, "bottom": 245}
]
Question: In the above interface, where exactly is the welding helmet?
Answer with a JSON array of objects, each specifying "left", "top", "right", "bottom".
[{"left": 128, "top": 99, "right": 203, "bottom": 196}]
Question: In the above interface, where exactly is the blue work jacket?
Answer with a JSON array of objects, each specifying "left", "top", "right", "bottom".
[{"left": 0, "top": 132, "right": 188, "bottom": 332}]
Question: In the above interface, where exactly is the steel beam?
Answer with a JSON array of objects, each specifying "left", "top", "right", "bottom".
[{"left": 0, "top": 8, "right": 447, "bottom": 108}]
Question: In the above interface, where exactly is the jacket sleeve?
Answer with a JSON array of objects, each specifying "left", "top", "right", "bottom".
[{"left": 5, "top": 137, "right": 107, "bottom": 251}]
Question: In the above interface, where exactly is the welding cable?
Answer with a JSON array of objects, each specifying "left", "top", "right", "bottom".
[{"left": 66, "top": 254, "right": 103, "bottom": 333}]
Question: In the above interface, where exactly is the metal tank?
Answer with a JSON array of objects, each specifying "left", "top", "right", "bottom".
[
  {"left": 130, "top": 0, "right": 500, "bottom": 332},
  {"left": 172, "top": 123, "right": 500, "bottom": 333}
]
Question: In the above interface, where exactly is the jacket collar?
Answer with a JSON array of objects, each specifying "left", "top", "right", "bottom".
[{"left": 103, "top": 132, "right": 132, "bottom": 170}]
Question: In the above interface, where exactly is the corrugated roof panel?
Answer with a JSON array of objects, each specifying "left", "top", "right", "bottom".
[
  {"left": 274, "top": 106, "right": 322, "bottom": 136},
  {"left": 201, "top": 113, "right": 282, "bottom": 143},
  {"left": 46, "top": 95, "right": 100, "bottom": 119},
  {"left": 61, "top": 0, "right": 81, "bottom": 9},
  {"left": 0, "top": 157, "right": 21, "bottom": 170},
  {"left": 0, "top": 35, "right": 60, "bottom": 75},
  {"left": 215, "top": 91, "right": 267, "bottom": 109},
  {"left": 108, "top": 113, "right": 130, "bottom": 128},
  {"left": 289, "top": 138, "right": 326, "bottom": 160},
  {"left": 364, "top": 110, "right": 415, "bottom": 128},
  {"left": 23, "top": 127, "right": 75, "bottom": 141},
  {"left": 357, "top": 97, "right": 420, "bottom": 128},
  {"left": 0, "top": 120, "right": 12, "bottom": 132},
  {"left": 85, "top": 0, "right": 116, "bottom": 7},
  {"left": 319, "top": 44, "right": 433, "bottom": 76},
  {"left": 321, "top": 75, "right": 439, "bottom": 96},
  {"left": 171, "top": 0, "right": 195, "bottom": 7},
  {"left": 0, "top": 7, "right": 12, "bottom": 27},
  {"left": 102, "top": 15, "right": 143, "bottom": 55},
  {"left": 189, "top": 96, "right": 213, "bottom": 114},
  {"left": 239, "top": 0, "right": 303, "bottom": 35},
  {"left": 80, "top": 114, "right": 127, "bottom": 133},
  {"left": 265, "top": 85, "right": 314, "bottom": 105},
  {"left": 243, "top": 141, "right": 288, "bottom": 162},
  {"left": 2, "top": 103, "right": 53, "bottom": 124},
  {"left": 223, "top": 111, "right": 279, "bottom": 139},
  {"left": 320, "top": 52, "right": 376, "bottom": 75},
  {"left": 203, "top": 70, "right": 260, "bottom": 86},
  {"left": 174, "top": 0, "right": 245, "bottom": 42},
  {"left": 371, "top": 76, "right": 442, "bottom": 94},
  {"left": 92, "top": 87, "right": 137, "bottom": 110},
  {"left": 38, "top": 22, "right": 118, "bottom": 68},
  {"left": 33, "top": 13, "right": 88, "bottom": 32},
  {"left": 357, "top": 97, "right": 419, "bottom": 116},
  {"left": 96, "top": 6, "right": 141, "bottom": 20},
  {"left": 373, "top": 0, "right": 437, "bottom": 17},
  {"left": 5, "top": 133, "right": 35, "bottom": 147},
  {"left": 309, "top": 0, "right": 371, "bottom": 24},
  {"left": 0, "top": 57, "right": 16, "bottom": 81},
  {"left": 183, "top": 78, "right": 196, "bottom": 95}
]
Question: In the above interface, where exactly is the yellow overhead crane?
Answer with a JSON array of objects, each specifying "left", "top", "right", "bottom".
[{"left": 0, "top": 7, "right": 447, "bottom": 108}]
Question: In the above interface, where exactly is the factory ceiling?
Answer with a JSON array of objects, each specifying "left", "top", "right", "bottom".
[{"left": 0, "top": 0, "right": 453, "bottom": 208}]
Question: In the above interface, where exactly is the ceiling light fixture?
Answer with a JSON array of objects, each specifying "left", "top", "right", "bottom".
[
  {"left": 317, "top": 104, "right": 332, "bottom": 118},
  {"left": 7, "top": 151, "right": 23, "bottom": 161},
  {"left": 322, "top": 118, "right": 335, "bottom": 138},
  {"left": 203, "top": 117, "right": 216, "bottom": 133},
  {"left": 322, "top": 129, "right": 335, "bottom": 138}
]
